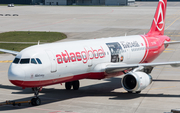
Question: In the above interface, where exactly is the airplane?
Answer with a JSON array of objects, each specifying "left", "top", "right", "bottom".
[{"left": 0, "top": 0, "right": 180, "bottom": 106}]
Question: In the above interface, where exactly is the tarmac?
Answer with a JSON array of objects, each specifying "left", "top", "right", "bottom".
[{"left": 0, "top": 2, "right": 180, "bottom": 113}]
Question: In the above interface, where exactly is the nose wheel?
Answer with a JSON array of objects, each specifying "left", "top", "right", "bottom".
[
  {"left": 31, "top": 87, "right": 42, "bottom": 106},
  {"left": 31, "top": 97, "right": 41, "bottom": 106}
]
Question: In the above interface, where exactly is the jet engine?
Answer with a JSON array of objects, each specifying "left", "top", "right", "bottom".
[{"left": 121, "top": 71, "right": 152, "bottom": 93}]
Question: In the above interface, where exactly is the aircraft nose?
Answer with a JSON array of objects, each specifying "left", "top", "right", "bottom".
[{"left": 8, "top": 64, "right": 25, "bottom": 87}]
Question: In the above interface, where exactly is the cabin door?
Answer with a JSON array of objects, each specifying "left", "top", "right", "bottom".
[{"left": 45, "top": 50, "right": 57, "bottom": 73}]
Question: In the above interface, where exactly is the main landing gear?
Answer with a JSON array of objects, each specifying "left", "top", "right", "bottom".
[
  {"left": 31, "top": 87, "right": 42, "bottom": 106},
  {"left": 128, "top": 91, "right": 141, "bottom": 94},
  {"left": 65, "top": 80, "right": 80, "bottom": 90}
]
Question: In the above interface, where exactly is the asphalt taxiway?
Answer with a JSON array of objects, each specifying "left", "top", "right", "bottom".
[{"left": 0, "top": 2, "right": 180, "bottom": 113}]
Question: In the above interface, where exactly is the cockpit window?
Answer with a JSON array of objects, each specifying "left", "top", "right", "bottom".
[
  {"left": 36, "top": 58, "right": 42, "bottom": 64},
  {"left": 31, "top": 58, "right": 37, "bottom": 64},
  {"left": 13, "top": 58, "right": 20, "bottom": 64},
  {"left": 20, "top": 58, "right": 30, "bottom": 64}
]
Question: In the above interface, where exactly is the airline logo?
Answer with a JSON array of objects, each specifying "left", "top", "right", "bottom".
[
  {"left": 153, "top": 0, "right": 166, "bottom": 32},
  {"left": 56, "top": 46, "right": 105, "bottom": 64}
]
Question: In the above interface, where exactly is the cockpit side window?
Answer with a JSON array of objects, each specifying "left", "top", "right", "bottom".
[
  {"left": 31, "top": 58, "right": 37, "bottom": 64},
  {"left": 13, "top": 58, "right": 20, "bottom": 64},
  {"left": 36, "top": 58, "right": 42, "bottom": 64},
  {"left": 20, "top": 58, "right": 30, "bottom": 64}
]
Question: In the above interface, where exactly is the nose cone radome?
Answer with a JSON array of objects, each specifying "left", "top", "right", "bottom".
[{"left": 8, "top": 64, "right": 25, "bottom": 87}]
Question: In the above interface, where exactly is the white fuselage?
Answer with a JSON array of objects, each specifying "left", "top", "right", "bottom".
[{"left": 8, "top": 34, "right": 165, "bottom": 88}]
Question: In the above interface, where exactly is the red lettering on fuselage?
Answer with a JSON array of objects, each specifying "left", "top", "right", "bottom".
[
  {"left": 76, "top": 52, "right": 82, "bottom": 61},
  {"left": 61, "top": 52, "right": 68, "bottom": 63},
  {"left": 56, "top": 46, "right": 105, "bottom": 64},
  {"left": 56, "top": 54, "right": 63, "bottom": 64},
  {"left": 65, "top": 50, "right": 71, "bottom": 62},
  {"left": 70, "top": 52, "right": 76, "bottom": 62}
]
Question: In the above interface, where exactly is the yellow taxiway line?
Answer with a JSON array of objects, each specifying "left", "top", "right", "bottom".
[{"left": 0, "top": 60, "right": 12, "bottom": 63}]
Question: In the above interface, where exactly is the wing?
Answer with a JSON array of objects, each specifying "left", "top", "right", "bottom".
[
  {"left": 105, "top": 61, "right": 180, "bottom": 74},
  {"left": 0, "top": 49, "right": 19, "bottom": 56},
  {"left": 164, "top": 41, "right": 180, "bottom": 45},
  {"left": 164, "top": 40, "right": 180, "bottom": 48}
]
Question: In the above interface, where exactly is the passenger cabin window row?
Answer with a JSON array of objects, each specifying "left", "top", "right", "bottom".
[{"left": 13, "top": 58, "right": 42, "bottom": 64}]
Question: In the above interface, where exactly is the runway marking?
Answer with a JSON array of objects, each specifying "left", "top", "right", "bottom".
[
  {"left": 149, "top": 86, "right": 176, "bottom": 90},
  {"left": 163, "top": 51, "right": 171, "bottom": 53},
  {"left": 165, "top": 48, "right": 173, "bottom": 50},
  {"left": 0, "top": 60, "right": 12, "bottom": 63},
  {"left": 165, "top": 17, "right": 180, "bottom": 30},
  {"left": 163, "top": 48, "right": 175, "bottom": 53},
  {"left": 168, "top": 35, "right": 180, "bottom": 36}
]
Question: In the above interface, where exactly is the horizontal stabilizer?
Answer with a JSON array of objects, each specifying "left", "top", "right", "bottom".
[{"left": 164, "top": 41, "right": 180, "bottom": 45}]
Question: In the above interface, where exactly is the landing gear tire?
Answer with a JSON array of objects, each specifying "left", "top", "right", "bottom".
[
  {"left": 72, "top": 80, "right": 79, "bottom": 90},
  {"left": 65, "top": 82, "right": 72, "bottom": 90},
  {"left": 32, "top": 88, "right": 34, "bottom": 92},
  {"left": 31, "top": 87, "right": 42, "bottom": 106},
  {"left": 136, "top": 91, "right": 141, "bottom": 94},
  {"left": 128, "top": 91, "right": 141, "bottom": 94},
  {"left": 31, "top": 97, "right": 41, "bottom": 106},
  {"left": 65, "top": 80, "right": 80, "bottom": 90}
]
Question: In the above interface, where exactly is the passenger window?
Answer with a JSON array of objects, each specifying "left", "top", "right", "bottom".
[
  {"left": 20, "top": 58, "right": 30, "bottom": 64},
  {"left": 13, "top": 58, "right": 20, "bottom": 64},
  {"left": 31, "top": 58, "right": 37, "bottom": 64},
  {"left": 36, "top": 58, "right": 42, "bottom": 64}
]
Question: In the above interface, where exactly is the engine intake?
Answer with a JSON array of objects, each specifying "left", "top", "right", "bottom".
[{"left": 122, "top": 72, "right": 152, "bottom": 92}]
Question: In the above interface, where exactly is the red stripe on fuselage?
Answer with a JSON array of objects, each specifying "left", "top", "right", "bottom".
[
  {"left": 140, "top": 35, "right": 149, "bottom": 63},
  {"left": 10, "top": 71, "right": 124, "bottom": 88},
  {"left": 140, "top": 35, "right": 169, "bottom": 63}
]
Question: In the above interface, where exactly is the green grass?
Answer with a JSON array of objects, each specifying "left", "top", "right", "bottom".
[
  {"left": 0, "top": 43, "right": 34, "bottom": 52},
  {"left": 0, "top": 31, "right": 66, "bottom": 42},
  {"left": 0, "top": 31, "right": 67, "bottom": 53}
]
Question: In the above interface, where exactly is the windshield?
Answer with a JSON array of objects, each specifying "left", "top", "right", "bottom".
[
  {"left": 13, "top": 58, "right": 42, "bottom": 64},
  {"left": 36, "top": 58, "right": 42, "bottom": 64},
  {"left": 13, "top": 58, "right": 20, "bottom": 64},
  {"left": 20, "top": 58, "right": 30, "bottom": 64},
  {"left": 31, "top": 58, "right": 37, "bottom": 64}
]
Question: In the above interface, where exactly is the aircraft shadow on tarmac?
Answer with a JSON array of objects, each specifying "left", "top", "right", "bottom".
[{"left": 0, "top": 78, "right": 180, "bottom": 111}]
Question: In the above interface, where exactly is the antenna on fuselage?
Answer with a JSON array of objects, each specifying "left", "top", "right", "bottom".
[{"left": 38, "top": 40, "right": 40, "bottom": 45}]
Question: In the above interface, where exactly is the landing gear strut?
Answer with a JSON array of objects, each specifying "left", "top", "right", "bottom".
[
  {"left": 65, "top": 80, "right": 80, "bottom": 90},
  {"left": 31, "top": 87, "right": 42, "bottom": 106}
]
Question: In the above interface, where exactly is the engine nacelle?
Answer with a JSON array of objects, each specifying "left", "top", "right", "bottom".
[{"left": 121, "top": 72, "right": 152, "bottom": 92}]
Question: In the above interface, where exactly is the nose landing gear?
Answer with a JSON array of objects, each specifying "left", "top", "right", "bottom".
[{"left": 31, "top": 87, "right": 42, "bottom": 106}]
